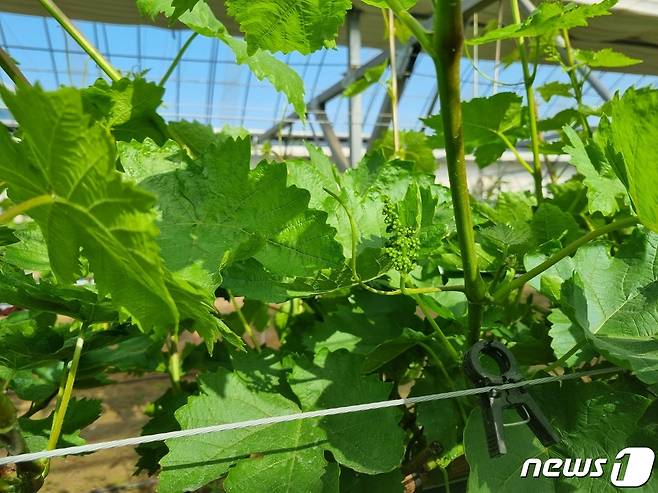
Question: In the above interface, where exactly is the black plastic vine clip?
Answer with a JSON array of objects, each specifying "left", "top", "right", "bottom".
[{"left": 463, "top": 340, "right": 559, "bottom": 458}]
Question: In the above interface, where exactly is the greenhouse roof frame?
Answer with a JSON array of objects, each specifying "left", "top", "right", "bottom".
[{"left": 0, "top": 0, "right": 656, "bottom": 164}]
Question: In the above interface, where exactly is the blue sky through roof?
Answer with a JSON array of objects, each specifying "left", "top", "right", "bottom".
[{"left": 0, "top": 11, "right": 657, "bottom": 138}]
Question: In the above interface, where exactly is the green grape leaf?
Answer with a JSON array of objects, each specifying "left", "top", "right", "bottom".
[
  {"left": 537, "top": 81, "right": 573, "bottom": 102},
  {"left": 609, "top": 88, "right": 658, "bottom": 231},
  {"left": 136, "top": 387, "right": 191, "bottom": 475},
  {"left": 289, "top": 148, "right": 446, "bottom": 268},
  {"left": 225, "top": 0, "right": 352, "bottom": 54},
  {"left": 465, "top": 381, "right": 651, "bottom": 493},
  {"left": 0, "top": 85, "right": 178, "bottom": 334},
  {"left": 479, "top": 223, "right": 534, "bottom": 258},
  {"left": 140, "top": 1, "right": 306, "bottom": 117},
  {"left": 363, "top": 328, "right": 429, "bottom": 373},
  {"left": 224, "top": 456, "right": 339, "bottom": 493},
  {"left": 19, "top": 398, "right": 102, "bottom": 451},
  {"left": 158, "top": 369, "right": 336, "bottom": 493},
  {"left": 167, "top": 121, "right": 249, "bottom": 157},
  {"left": 222, "top": 146, "right": 440, "bottom": 302},
  {"left": 477, "top": 191, "right": 536, "bottom": 224},
  {"left": 221, "top": 257, "right": 356, "bottom": 302},
  {"left": 302, "top": 292, "right": 422, "bottom": 355},
  {"left": 412, "top": 368, "right": 466, "bottom": 462},
  {"left": 119, "top": 137, "right": 343, "bottom": 296},
  {"left": 538, "top": 108, "right": 580, "bottom": 132},
  {"left": 370, "top": 130, "right": 438, "bottom": 174},
  {"left": 563, "top": 125, "right": 628, "bottom": 216},
  {"left": 547, "top": 308, "right": 595, "bottom": 366},
  {"left": 166, "top": 275, "right": 244, "bottom": 351},
  {"left": 137, "top": 0, "right": 201, "bottom": 20},
  {"left": 0, "top": 311, "right": 63, "bottom": 371},
  {"left": 530, "top": 203, "right": 582, "bottom": 247},
  {"left": 0, "top": 261, "right": 116, "bottom": 323},
  {"left": 0, "top": 226, "right": 19, "bottom": 246},
  {"left": 362, "top": 0, "right": 416, "bottom": 7},
  {"left": 82, "top": 77, "right": 168, "bottom": 143},
  {"left": 77, "top": 331, "right": 161, "bottom": 375},
  {"left": 524, "top": 252, "right": 574, "bottom": 302},
  {"left": 343, "top": 61, "right": 388, "bottom": 97},
  {"left": 288, "top": 350, "right": 406, "bottom": 473},
  {"left": 0, "top": 86, "right": 233, "bottom": 347},
  {"left": 257, "top": 147, "right": 449, "bottom": 301},
  {"left": 467, "top": 0, "right": 616, "bottom": 45},
  {"left": 561, "top": 231, "right": 658, "bottom": 384},
  {"left": 574, "top": 48, "right": 641, "bottom": 68},
  {"left": 2, "top": 222, "right": 51, "bottom": 272},
  {"left": 425, "top": 93, "right": 522, "bottom": 168}
]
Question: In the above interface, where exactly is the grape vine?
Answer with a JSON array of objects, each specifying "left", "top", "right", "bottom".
[{"left": 0, "top": 0, "right": 656, "bottom": 491}]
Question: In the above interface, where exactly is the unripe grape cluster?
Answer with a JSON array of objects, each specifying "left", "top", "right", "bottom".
[{"left": 382, "top": 198, "right": 420, "bottom": 273}]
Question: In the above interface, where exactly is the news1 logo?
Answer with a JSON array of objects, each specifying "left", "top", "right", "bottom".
[{"left": 520, "top": 447, "right": 655, "bottom": 487}]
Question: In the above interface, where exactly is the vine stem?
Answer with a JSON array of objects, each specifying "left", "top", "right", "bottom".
[
  {"left": 361, "top": 283, "right": 465, "bottom": 296},
  {"left": 167, "top": 334, "right": 182, "bottom": 393},
  {"left": 159, "top": 32, "right": 198, "bottom": 87},
  {"left": 387, "top": 9, "right": 401, "bottom": 153},
  {"left": 510, "top": 0, "right": 543, "bottom": 203},
  {"left": 37, "top": 0, "right": 121, "bottom": 82},
  {"left": 493, "top": 216, "right": 639, "bottom": 302},
  {"left": 561, "top": 29, "right": 591, "bottom": 136},
  {"left": 230, "top": 293, "right": 261, "bottom": 352},
  {"left": 37, "top": 0, "right": 194, "bottom": 156},
  {"left": 534, "top": 341, "right": 586, "bottom": 376},
  {"left": 44, "top": 323, "right": 86, "bottom": 476},
  {"left": 494, "top": 130, "right": 533, "bottom": 174},
  {"left": 432, "top": 0, "right": 487, "bottom": 346},
  {"left": 0, "top": 195, "right": 53, "bottom": 225},
  {"left": 0, "top": 47, "right": 31, "bottom": 88},
  {"left": 415, "top": 296, "right": 460, "bottom": 366},
  {"left": 384, "top": 0, "right": 434, "bottom": 56}
]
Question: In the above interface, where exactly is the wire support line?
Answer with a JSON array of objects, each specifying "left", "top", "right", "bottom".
[{"left": 0, "top": 366, "right": 621, "bottom": 466}]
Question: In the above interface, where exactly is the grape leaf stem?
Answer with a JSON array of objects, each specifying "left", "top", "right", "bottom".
[
  {"left": 510, "top": 0, "right": 544, "bottom": 202},
  {"left": 38, "top": 0, "right": 194, "bottom": 157},
  {"left": 44, "top": 323, "right": 86, "bottom": 476},
  {"left": 534, "top": 340, "right": 587, "bottom": 376},
  {"left": 561, "top": 28, "right": 592, "bottom": 136},
  {"left": 494, "top": 130, "right": 534, "bottom": 174},
  {"left": 415, "top": 296, "right": 460, "bottom": 366},
  {"left": 387, "top": 8, "right": 401, "bottom": 153},
  {"left": 0, "top": 47, "right": 31, "bottom": 88},
  {"left": 37, "top": 0, "right": 121, "bottom": 82},
  {"left": 160, "top": 32, "right": 199, "bottom": 87},
  {"left": 229, "top": 292, "right": 261, "bottom": 352},
  {"left": 167, "top": 335, "right": 183, "bottom": 393},
  {"left": 493, "top": 216, "right": 639, "bottom": 302},
  {"left": 0, "top": 195, "right": 54, "bottom": 225}
]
